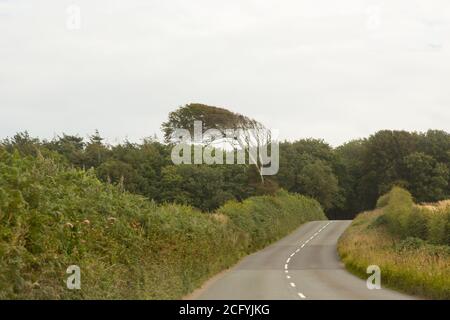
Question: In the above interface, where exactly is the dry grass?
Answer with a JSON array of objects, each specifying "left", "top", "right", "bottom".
[
  {"left": 338, "top": 210, "right": 450, "bottom": 299},
  {"left": 418, "top": 200, "right": 450, "bottom": 212}
]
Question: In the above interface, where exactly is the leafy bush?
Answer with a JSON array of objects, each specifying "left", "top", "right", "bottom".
[
  {"left": 380, "top": 187, "right": 449, "bottom": 245},
  {"left": 384, "top": 187, "right": 414, "bottom": 236},
  {"left": 405, "top": 207, "right": 429, "bottom": 239},
  {"left": 376, "top": 193, "right": 390, "bottom": 208},
  {"left": 218, "top": 190, "right": 326, "bottom": 252},
  {"left": 0, "top": 150, "right": 326, "bottom": 299}
]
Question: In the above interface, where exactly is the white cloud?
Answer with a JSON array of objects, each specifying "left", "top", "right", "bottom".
[{"left": 1, "top": 0, "right": 449, "bottom": 145}]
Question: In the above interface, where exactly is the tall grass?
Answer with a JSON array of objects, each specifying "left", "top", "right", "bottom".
[
  {"left": 0, "top": 150, "right": 326, "bottom": 299},
  {"left": 339, "top": 187, "right": 450, "bottom": 299}
]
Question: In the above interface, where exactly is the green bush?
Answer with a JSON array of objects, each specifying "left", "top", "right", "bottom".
[
  {"left": 219, "top": 190, "right": 326, "bottom": 253},
  {"left": 0, "top": 150, "right": 326, "bottom": 299},
  {"left": 427, "top": 211, "right": 446, "bottom": 245},
  {"left": 376, "top": 192, "right": 390, "bottom": 208},
  {"left": 378, "top": 187, "right": 449, "bottom": 246},
  {"left": 405, "top": 207, "right": 428, "bottom": 239},
  {"left": 384, "top": 187, "right": 414, "bottom": 237}
]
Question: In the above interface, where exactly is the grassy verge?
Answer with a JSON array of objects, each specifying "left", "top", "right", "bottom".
[
  {"left": 0, "top": 150, "right": 326, "bottom": 299},
  {"left": 338, "top": 188, "right": 450, "bottom": 299}
]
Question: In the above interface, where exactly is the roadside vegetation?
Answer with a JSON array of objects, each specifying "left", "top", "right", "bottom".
[
  {"left": 1, "top": 104, "right": 449, "bottom": 299},
  {"left": 2, "top": 104, "right": 449, "bottom": 220},
  {"left": 338, "top": 187, "right": 450, "bottom": 299},
  {"left": 0, "top": 150, "right": 325, "bottom": 299}
]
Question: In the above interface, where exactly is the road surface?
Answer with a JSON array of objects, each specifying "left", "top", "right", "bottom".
[{"left": 191, "top": 220, "right": 416, "bottom": 300}]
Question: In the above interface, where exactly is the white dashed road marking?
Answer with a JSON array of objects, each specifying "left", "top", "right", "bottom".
[{"left": 283, "top": 221, "right": 333, "bottom": 300}]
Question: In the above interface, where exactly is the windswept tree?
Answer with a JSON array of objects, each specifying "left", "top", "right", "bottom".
[{"left": 162, "top": 103, "right": 276, "bottom": 182}]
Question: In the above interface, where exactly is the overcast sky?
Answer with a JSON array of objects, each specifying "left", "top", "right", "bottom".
[{"left": 1, "top": 0, "right": 449, "bottom": 146}]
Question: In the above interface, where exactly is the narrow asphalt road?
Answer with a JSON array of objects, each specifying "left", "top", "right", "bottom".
[{"left": 192, "top": 220, "right": 416, "bottom": 300}]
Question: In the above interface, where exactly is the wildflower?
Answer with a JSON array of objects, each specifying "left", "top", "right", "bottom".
[{"left": 108, "top": 217, "right": 117, "bottom": 223}]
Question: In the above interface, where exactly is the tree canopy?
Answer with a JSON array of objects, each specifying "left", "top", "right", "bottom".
[{"left": 2, "top": 106, "right": 449, "bottom": 218}]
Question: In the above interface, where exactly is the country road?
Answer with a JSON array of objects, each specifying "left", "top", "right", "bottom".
[{"left": 191, "top": 220, "right": 416, "bottom": 300}]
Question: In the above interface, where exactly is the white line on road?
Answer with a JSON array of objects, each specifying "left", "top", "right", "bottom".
[{"left": 283, "top": 221, "right": 332, "bottom": 300}]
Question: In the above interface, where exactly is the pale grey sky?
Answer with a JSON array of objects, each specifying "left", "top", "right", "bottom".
[{"left": 1, "top": 0, "right": 449, "bottom": 146}]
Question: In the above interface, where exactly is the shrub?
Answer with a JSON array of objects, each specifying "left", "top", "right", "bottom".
[
  {"left": 396, "top": 237, "right": 426, "bottom": 252},
  {"left": 218, "top": 190, "right": 326, "bottom": 252},
  {"left": 376, "top": 187, "right": 449, "bottom": 245},
  {"left": 376, "top": 192, "right": 390, "bottom": 208},
  {"left": 0, "top": 150, "right": 326, "bottom": 299},
  {"left": 427, "top": 210, "right": 448, "bottom": 245},
  {"left": 384, "top": 187, "right": 414, "bottom": 237},
  {"left": 405, "top": 207, "right": 428, "bottom": 239}
]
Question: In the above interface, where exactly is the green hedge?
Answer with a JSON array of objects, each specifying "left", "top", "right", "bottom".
[
  {"left": 219, "top": 191, "right": 325, "bottom": 252},
  {"left": 0, "top": 150, "right": 326, "bottom": 299},
  {"left": 376, "top": 187, "right": 450, "bottom": 245}
]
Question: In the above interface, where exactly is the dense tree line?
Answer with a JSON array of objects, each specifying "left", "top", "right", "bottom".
[
  {"left": 332, "top": 130, "right": 450, "bottom": 218},
  {"left": 1, "top": 105, "right": 449, "bottom": 218}
]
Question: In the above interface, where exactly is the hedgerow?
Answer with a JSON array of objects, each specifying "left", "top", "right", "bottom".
[
  {"left": 0, "top": 150, "right": 326, "bottom": 299},
  {"left": 377, "top": 187, "right": 450, "bottom": 245},
  {"left": 339, "top": 187, "right": 450, "bottom": 299}
]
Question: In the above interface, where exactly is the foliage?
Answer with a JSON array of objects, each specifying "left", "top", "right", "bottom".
[
  {"left": 0, "top": 150, "right": 325, "bottom": 299},
  {"left": 218, "top": 190, "right": 326, "bottom": 252},
  {"left": 333, "top": 130, "right": 450, "bottom": 217},
  {"left": 276, "top": 139, "right": 342, "bottom": 213},
  {"left": 161, "top": 103, "right": 274, "bottom": 182},
  {"left": 404, "top": 152, "right": 449, "bottom": 202},
  {"left": 1, "top": 123, "right": 450, "bottom": 219},
  {"left": 338, "top": 209, "right": 450, "bottom": 299},
  {"left": 376, "top": 193, "right": 390, "bottom": 208},
  {"left": 161, "top": 103, "right": 251, "bottom": 143},
  {"left": 339, "top": 189, "right": 450, "bottom": 299},
  {"left": 380, "top": 187, "right": 449, "bottom": 245}
]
